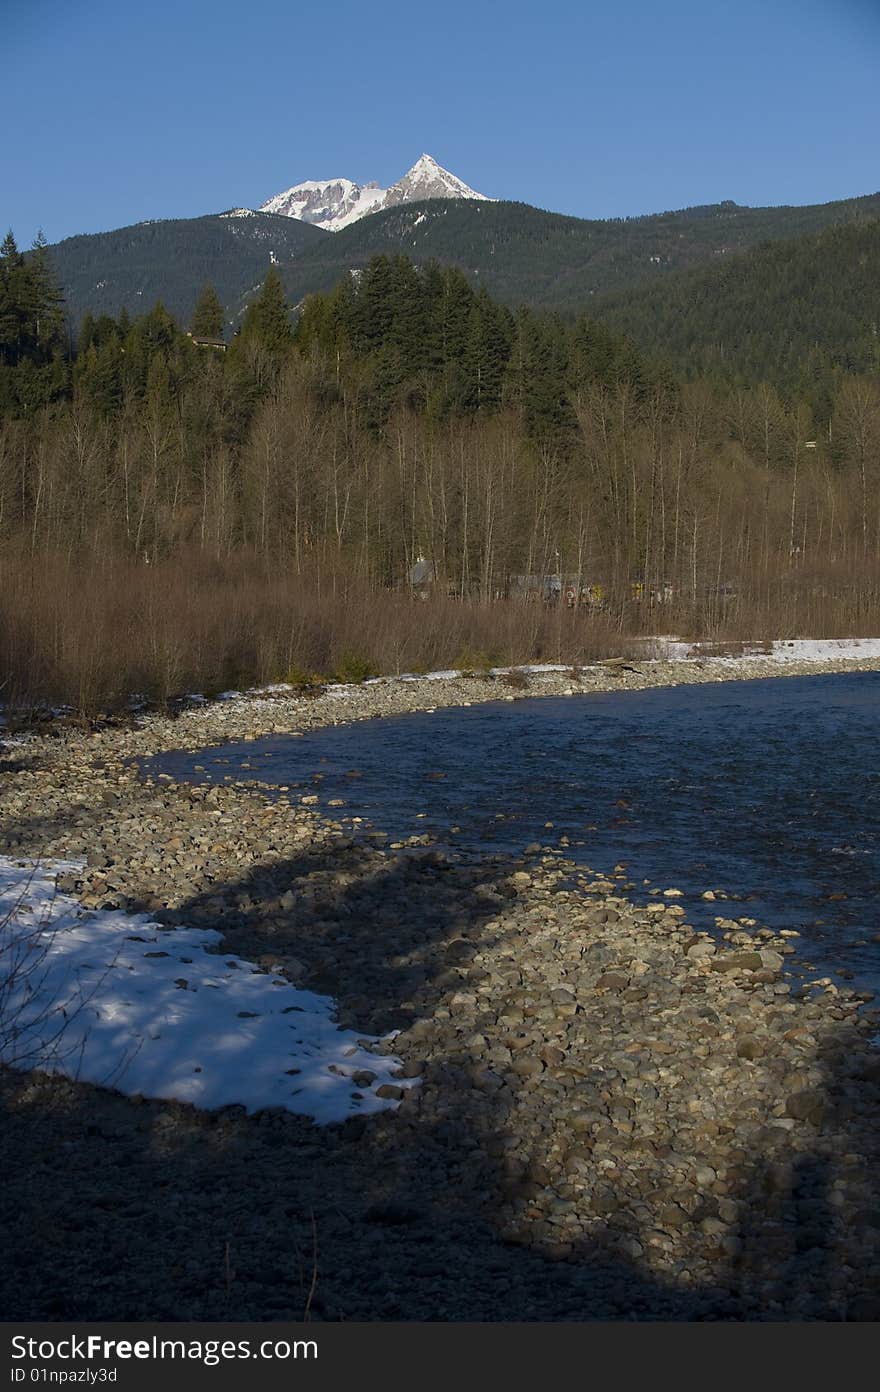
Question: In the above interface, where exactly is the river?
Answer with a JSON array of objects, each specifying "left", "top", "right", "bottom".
[{"left": 146, "top": 672, "right": 880, "bottom": 994}]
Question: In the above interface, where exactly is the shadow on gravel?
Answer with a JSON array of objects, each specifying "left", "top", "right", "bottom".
[
  {"left": 730, "top": 1032, "right": 880, "bottom": 1320},
  {"left": 0, "top": 755, "right": 30, "bottom": 776},
  {"left": 2, "top": 836, "right": 879, "bottom": 1320}
]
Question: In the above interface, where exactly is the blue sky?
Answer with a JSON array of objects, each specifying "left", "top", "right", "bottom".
[{"left": 4, "top": 0, "right": 878, "bottom": 245}]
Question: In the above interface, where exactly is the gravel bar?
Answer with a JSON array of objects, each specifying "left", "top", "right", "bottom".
[{"left": 2, "top": 654, "right": 879, "bottom": 1321}]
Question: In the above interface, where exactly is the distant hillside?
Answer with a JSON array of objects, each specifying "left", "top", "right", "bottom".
[
  {"left": 592, "top": 218, "right": 880, "bottom": 394},
  {"left": 276, "top": 190, "right": 880, "bottom": 312},
  {"left": 42, "top": 187, "right": 880, "bottom": 339},
  {"left": 46, "top": 211, "right": 327, "bottom": 330}
]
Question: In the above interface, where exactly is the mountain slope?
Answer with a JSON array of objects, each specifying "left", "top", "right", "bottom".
[
  {"left": 259, "top": 153, "right": 488, "bottom": 231},
  {"left": 275, "top": 190, "right": 880, "bottom": 311},
  {"left": 46, "top": 210, "right": 328, "bottom": 329},
  {"left": 42, "top": 186, "right": 880, "bottom": 343},
  {"left": 591, "top": 218, "right": 880, "bottom": 392}
]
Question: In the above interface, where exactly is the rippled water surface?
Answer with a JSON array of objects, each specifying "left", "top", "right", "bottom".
[{"left": 148, "top": 674, "right": 880, "bottom": 990}]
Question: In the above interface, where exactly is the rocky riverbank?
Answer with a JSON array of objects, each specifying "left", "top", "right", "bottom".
[{"left": 2, "top": 654, "right": 880, "bottom": 1320}]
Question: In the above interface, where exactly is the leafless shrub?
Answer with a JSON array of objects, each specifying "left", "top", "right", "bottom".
[
  {"left": 0, "top": 552, "right": 640, "bottom": 719},
  {"left": 7, "top": 542, "right": 876, "bottom": 725},
  {"left": 0, "top": 863, "right": 115, "bottom": 1075},
  {"left": 498, "top": 668, "right": 531, "bottom": 689}
]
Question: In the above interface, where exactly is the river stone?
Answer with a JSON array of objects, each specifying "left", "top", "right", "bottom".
[
  {"left": 759, "top": 948, "right": 785, "bottom": 971},
  {"left": 449, "top": 992, "right": 477, "bottom": 1014},
  {"left": 785, "top": 1089, "right": 827, "bottom": 1126},
  {"left": 595, "top": 972, "right": 629, "bottom": 992},
  {"left": 510, "top": 1056, "right": 544, "bottom": 1078},
  {"left": 711, "top": 951, "right": 764, "bottom": 973}
]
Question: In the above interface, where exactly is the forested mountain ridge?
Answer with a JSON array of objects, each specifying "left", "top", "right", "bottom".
[
  {"left": 38, "top": 186, "right": 880, "bottom": 333},
  {"left": 593, "top": 217, "right": 880, "bottom": 402},
  {"left": 276, "top": 190, "right": 880, "bottom": 312},
  {"left": 2, "top": 228, "right": 662, "bottom": 434},
  {"left": 42, "top": 210, "right": 325, "bottom": 329}
]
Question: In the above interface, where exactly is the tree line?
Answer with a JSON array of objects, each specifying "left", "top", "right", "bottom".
[{"left": 1, "top": 234, "right": 878, "bottom": 711}]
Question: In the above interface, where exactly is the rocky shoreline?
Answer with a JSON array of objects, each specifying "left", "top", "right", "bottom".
[{"left": 2, "top": 654, "right": 880, "bottom": 1320}]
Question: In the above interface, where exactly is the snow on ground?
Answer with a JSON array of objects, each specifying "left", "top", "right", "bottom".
[
  {"left": 644, "top": 637, "right": 880, "bottom": 663},
  {"left": 6, "top": 641, "right": 879, "bottom": 727},
  {"left": 0, "top": 858, "right": 412, "bottom": 1124},
  {"left": 249, "top": 641, "right": 880, "bottom": 696}
]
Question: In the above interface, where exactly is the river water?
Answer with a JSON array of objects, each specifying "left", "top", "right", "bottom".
[{"left": 147, "top": 673, "right": 880, "bottom": 993}]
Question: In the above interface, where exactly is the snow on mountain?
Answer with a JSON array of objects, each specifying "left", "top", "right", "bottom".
[
  {"left": 382, "top": 153, "right": 488, "bottom": 210},
  {"left": 259, "top": 154, "right": 489, "bottom": 232},
  {"left": 260, "top": 177, "right": 386, "bottom": 231}
]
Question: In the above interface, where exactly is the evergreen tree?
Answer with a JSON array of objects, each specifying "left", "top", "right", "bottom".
[
  {"left": 93, "top": 313, "right": 122, "bottom": 348},
  {"left": 0, "top": 228, "right": 68, "bottom": 412},
  {"left": 351, "top": 256, "right": 398, "bottom": 354},
  {"left": 0, "top": 231, "right": 26, "bottom": 366},
  {"left": 76, "top": 336, "right": 123, "bottom": 416},
  {"left": 191, "top": 282, "right": 225, "bottom": 338},
  {"left": 28, "top": 231, "right": 66, "bottom": 358},
  {"left": 119, "top": 301, "right": 182, "bottom": 399},
  {"left": 438, "top": 267, "right": 474, "bottom": 370},
  {"left": 78, "top": 311, "right": 97, "bottom": 356},
  {"left": 418, "top": 260, "right": 449, "bottom": 372},
  {"left": 295, "top": 275, "right": 356, "bottom": 359},
  {"left": 508, "top": 309, "right": 575, "bottom": 440},
  {"left": 463, "top": 289, "right": 513, "bottom": 413},
  {"left": 239, "top": 266, "right": 293, "bottom": 351},
  {"left": 387, "top": 256, "right": 431, "bottom": 373}
]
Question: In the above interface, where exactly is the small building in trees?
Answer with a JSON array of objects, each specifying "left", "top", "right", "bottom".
[
  {"left": 405, "top": 556, "right": 438, "bottom": 597},
  {"left": 186, "top": 333, "right": 227, "bottom": 351}
]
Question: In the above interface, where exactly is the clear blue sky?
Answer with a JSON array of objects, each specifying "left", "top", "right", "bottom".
[{"left": 4, "top": 0, "right": 879, "bottom": 246}]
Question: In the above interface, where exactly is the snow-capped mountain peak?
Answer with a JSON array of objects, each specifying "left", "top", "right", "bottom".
[
  {"left": 382, "top": 154, "right": 488, "bottom": 210},
  {"left": 259, "top": 177, "right": 385, "bottom": 231},
  {"left": 258, "top": 154, "right": 489, "bottom": 232}
]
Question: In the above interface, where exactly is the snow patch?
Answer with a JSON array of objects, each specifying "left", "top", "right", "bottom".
[
  {"left": 644, "top": 637, "right": 880, "bottom": 663},
  {"left": 142, "top": 639, "right": 880, "bottom": 715},
  {"left": 0, "top": 858, "right": 414, "bottom": 1124}
]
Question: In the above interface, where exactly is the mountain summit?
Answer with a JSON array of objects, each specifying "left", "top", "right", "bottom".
[
  {"left": 259, "top": 154, "right": 489, "bottom": 232},
  {"left": 382, "top": 154, "right": 489, "bottom": 210}
]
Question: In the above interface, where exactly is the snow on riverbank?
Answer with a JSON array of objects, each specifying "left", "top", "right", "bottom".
[
  {"left": 254, "top": 638, "right": 880, "bottom": 692},
  {"left": 4, "top": 639, "right": 880, "bottom": 729},
  {"left": 644, "top": 637, "right": 880, "bottom": 663},
  {"left": 0, "top": 858, "right": 411, "bottom": 1123}
]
